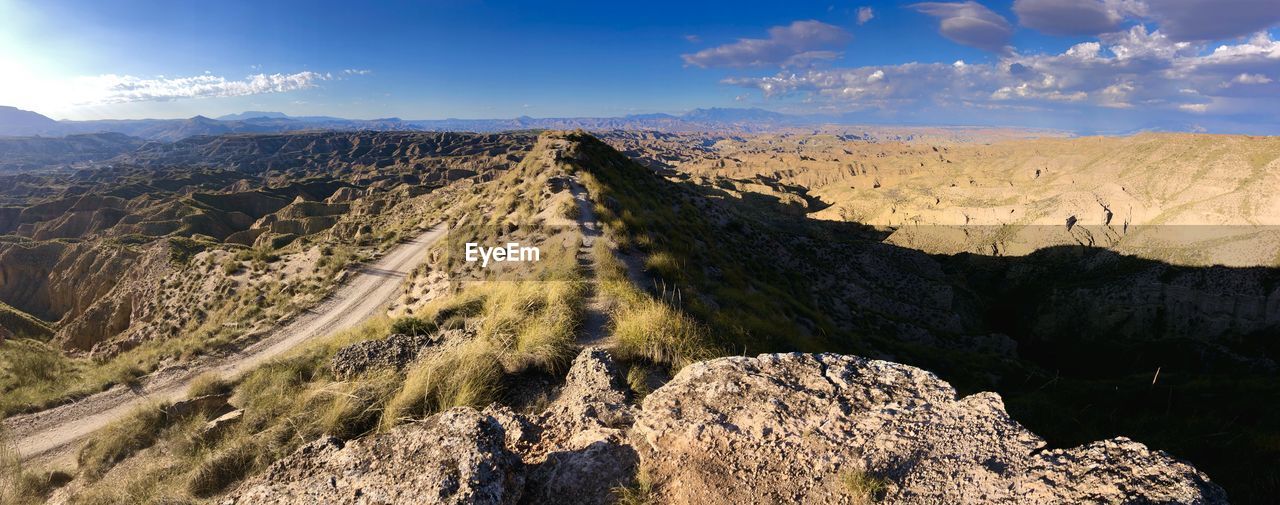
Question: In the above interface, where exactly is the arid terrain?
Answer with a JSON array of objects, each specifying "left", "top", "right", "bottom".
[
  {"left": 1, "top": 128, "right": 1276, "bottom": 504},
  {"left": 603, "top": 130, "right": 1280, "bottom": 266}
]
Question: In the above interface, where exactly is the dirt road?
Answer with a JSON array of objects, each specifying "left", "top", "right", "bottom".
[
  {"left": 568, "top": 177, "right": 609, "bottom": 344},
  {"left": 3, "top": 223, "right": 448, "bottom": 463}
]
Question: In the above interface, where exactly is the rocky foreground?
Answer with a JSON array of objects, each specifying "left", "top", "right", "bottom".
[{"left": 225, "top": 349, "right": 1226, "bottom": 504}]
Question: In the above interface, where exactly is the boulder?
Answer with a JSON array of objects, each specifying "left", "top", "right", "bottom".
[
  {"left": 523, "top": 347, "right": 638, "bottom": 505},
  {"left": 328, "top": 332, "right": 441, "bottom": 380},
  {"left": 198, "top": 408, "right": 243, "bottom": 442},
  {"left": 631, "top": 353, "right": 1227, "bottom": 505},
  {"left": 225, "top": 407, "right": 524, "bottom": 504}
]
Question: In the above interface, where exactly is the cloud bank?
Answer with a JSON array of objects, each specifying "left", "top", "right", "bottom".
[
  {"left": 725, "top": 28, "right": 1279, "bottom": 119},
  {"left": 682, "top": 20, "right": 852, "bottom": 68},
  {"left": 73, "top": 71, "right": 332, "bottom": 105}
]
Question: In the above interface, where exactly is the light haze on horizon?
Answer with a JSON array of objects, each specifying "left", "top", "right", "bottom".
[{"left": 1, "top": 0, "right": 1278, "bottom": 134}]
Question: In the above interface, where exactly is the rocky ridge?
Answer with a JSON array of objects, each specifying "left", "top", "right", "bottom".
[{"left": 227, "top": 349, "right": 1225, "bottom": 504}]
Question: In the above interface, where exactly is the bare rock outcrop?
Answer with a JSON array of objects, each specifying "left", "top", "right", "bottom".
[
  {"left": 328, "top": 332, "right": 443, "bottom": 380},
  {"left": 225, "top": 408, "right": 524, "bottom": 505},
  {"left": 521, "top": 347, "right": 638, "bottom": 505},
  {"left": 632, "top": 353, "right": 1227, "bottom": 504},
  {"left": 228, "top": 350, "right": 1224, "bottom": 504}
]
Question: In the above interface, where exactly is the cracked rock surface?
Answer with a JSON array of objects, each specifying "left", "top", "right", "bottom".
[
  {"left": 228, "top": 351, "right": 1226, "bottom": 504},
  {"left": 633, "top": 353, "right": 1227, "bottom": 505}
]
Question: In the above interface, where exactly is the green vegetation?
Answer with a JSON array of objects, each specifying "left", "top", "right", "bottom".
[
  {"left": 567, "top": 131, "right": 836, "bottom": 355},
  {"left": 840, "top": 469, "right": 887, "bottom": 504},
  {"left": 384, "top": 243, "right": 584, "bottom": 425},
  {"left": 232, "top": 246, "right": 277, "bottom": 263},
  {"left": 167, "top": 236, "right": 209, "bottom": 264},
  {"left": 559, "top": 197, "right": 581, "bottom": 219},
  {"left": 592, "top": 242, "right": 715, "bottom": 369},
  {"left": 61, "top": 318, "right": 395, "bottom": 502}
]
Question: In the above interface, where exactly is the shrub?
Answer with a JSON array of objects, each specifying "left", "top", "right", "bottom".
[
  {"left": 220, "top": 257, "right": 241, "bottom": 276},
  {"left": 560, "top": 198, "right": 581, "bottom": 220}
]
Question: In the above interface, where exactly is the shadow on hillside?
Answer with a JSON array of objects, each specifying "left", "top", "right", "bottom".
[{"left": 586, "top": 135, "right": 1280, "bottom": 504}]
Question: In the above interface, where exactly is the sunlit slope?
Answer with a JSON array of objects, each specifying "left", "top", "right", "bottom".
[{"left": 654, "top": 133, "right": 1280, "bottom": 266}]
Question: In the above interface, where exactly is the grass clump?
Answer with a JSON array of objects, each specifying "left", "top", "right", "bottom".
[
  {"left": 73, "top": 317, "right": 399, "bottom": 500},
  {"left": 612, "top": 298, "right": 716, "bottom": 370},
  {"left": 383, "top": 236, "right": 584, "bottom": 427},
  {"left": 840, "top": 469, "right": 888, "bottom": 504},
  {"left": 220, "top": 257, "right": 241, "bottom": 275},
  {"left": 186, "top": 372, "right": 233, "bottom": 398},
  {"left": 590, "top": 241, "right": 717, "bottom": 370},
  {"left": 612, "top": 466, "right": 657, "bottom": 505},
  {"left": 76, "top": 403, "right": 171, "bottom": 480},
  {"left": 184, "top": 439, "right": 262, "bottom": 497},
  {"left": 383, "top": 339, "right": 503, "bottom": 426},
  {"left": 560, "top": 198, "right": 581, "bottom": 219}
]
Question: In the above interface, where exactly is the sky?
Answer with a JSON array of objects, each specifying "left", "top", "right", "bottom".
[{"left": 0, "top": 0, "right": 1277, "bottom": 133}]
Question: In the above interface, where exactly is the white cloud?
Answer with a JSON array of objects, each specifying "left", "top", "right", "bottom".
[
  {"left": 1233, "top": 73, "right": 1273, "bottom": 84},
  {"left": 722, "top": 29, "right": 1280, "bottom": 118},
  {"left": 682, "top": 20, "right": 851, "bottom": 68},
  {"left": 911, "top": 2, "right": 1013, "bottom": 53},
  {"left": 1102, "top": 25, "right": 1193, "bottom": 61},
  {"left": 69, "top": 71, "right": 331, "bottom": 105},
  {"left": 342, "top": 69, "right": 372, "bottom": 75},
  {"left": 857, "top": 7, "right": 875, "bottom": 25}
]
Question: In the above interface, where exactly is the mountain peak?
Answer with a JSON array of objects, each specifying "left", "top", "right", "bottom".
[
  {"left": 0, "top": 106, "right": 61, "bottom": 135},
  {"left": 216, "top": 111, "right": 290, "bottom": 121},
  {"left": 680, "top": 107, "right": 787, "bottom": 123}
]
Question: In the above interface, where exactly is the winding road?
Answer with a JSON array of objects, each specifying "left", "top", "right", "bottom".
[{"left": 3, "top": 223, "right": 448, "bottom": 463}]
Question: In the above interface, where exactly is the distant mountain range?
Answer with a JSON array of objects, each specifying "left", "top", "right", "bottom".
[{"left": 0, "top": 106, "right": 857, "bottom": 141}]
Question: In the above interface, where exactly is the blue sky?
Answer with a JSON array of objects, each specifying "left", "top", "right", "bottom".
[{"left": 0, "top": 0, "right": 1277, "bottom": 133}]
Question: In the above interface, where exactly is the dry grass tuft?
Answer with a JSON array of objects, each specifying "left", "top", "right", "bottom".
[{"left": 76, "top": 403, "right": 171, "bottom": 480}]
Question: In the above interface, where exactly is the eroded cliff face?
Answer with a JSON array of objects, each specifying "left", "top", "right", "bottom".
[
  {"left": 0, "top": 240, "right": 138, "bottom": 324},
  {"left": 226, "top": 350, "right": 1225, "bottom": 505}
]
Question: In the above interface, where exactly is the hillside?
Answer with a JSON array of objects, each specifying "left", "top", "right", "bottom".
[
  {"left": 604, "top": 131, "right": 1280, "bottom": 267},
  {"left": 0, "top": 131, "right": 533, "bottom": 425},
  {"left": 3, "top": 131, "right": 1270, "bottom": 504},
  {"left": 0, "top": 133, "right": 145, "bottom": 173}
]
